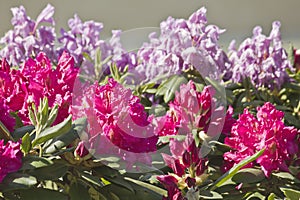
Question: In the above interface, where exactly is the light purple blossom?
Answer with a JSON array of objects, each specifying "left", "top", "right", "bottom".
[
  {"left": 228, "top": 21, "right": 293, "bottom": 89},
  {"left": 132, "top": 7, "right": 231, "bottom": 83},
  {"left": 58, "top": 15, "right": 136, "bottom": 77},
  {"left": 0, "top": 4, "right": 56, "bottom": 66}
]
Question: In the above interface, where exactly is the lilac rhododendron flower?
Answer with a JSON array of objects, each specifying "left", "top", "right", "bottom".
[
  {"left": 0, "top": 52, "right": 78, "bottom": 128},
  {"left": 0, "top": 4, "right": 56, "bottom": 66},
  {"left": 228, "top": 21, "right": 293, "bottom": 89},
  {"left": 223, "top": 102, "right": 300, "bottom": 177},
  {"left": 133, "top": 7, "right": 231, "bottom": 83},
  {"left": 0, "top": 139, "right": 22, "bottom": 183},
  {"left": 58, "top": 15, "right": 136, "bottom": 77}
]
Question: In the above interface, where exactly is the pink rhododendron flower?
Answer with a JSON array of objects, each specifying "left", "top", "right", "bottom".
[
  {"left": 0, "top": 52, "right": 78, "bottom": 128},
  {"left": 75, "top": 141, "right": 89, "bottom": 158},
  {"left": 0, "top": 139, "right": 22, "bottom": 183},
  {"left": 0, "top": 98, "right": 15, "bottom": 132},
  {"left": 157, "top": 139, "right": 208, "bottom": 200},
  {"left": 223, "top": 102, "right": 300, "bottom": 177},
  {"left": 157, "top": 175, "right": 186, "bottom": 200},
  {"left": 157, "top": 80, "right": 231, "bottom": 139},
  {"left": 73, "top": 78, "right": 158, "bottom": 167}
]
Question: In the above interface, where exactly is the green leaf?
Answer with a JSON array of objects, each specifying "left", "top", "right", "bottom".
[
  {"left": 10, "top": 111, "right": 24, "bottom": 128},
  {"left": 280, "top": 188, "right": 300, "bottom": 200},
  {"left": 29, "top": 105, "right": 37, "bottom": 126},
  {"left": 199, "top": 190, "right": 223, "bottom": 199},
  {"left": 148, "top": 104, "right": 166, "bottom": 117},
  {"left": 69, "top": 182, "right": 92, "bottom": 200},
  {"left": 0, "top": 120, "right": 12, "bottom": 141},
  {"left": 20, "top": 156, "right": 53, "bottom": 170},
  {"left": 245, "top": 192, "right": 265, "bottom": 200},
  {"left": 21, "top": 133, "right": 31, "bottom": 154},
  {"left": 32, "top": 115, "right": 72, "bottom": 147},
  {"left": 272, "top": 172, "right": 300, "bottom": 183},
  {"left": 43, "top": 129, "right": 78, "bottom": 154},
  {"left": 0, "top": 173, "right": 37, "bottom": 192},
  {"left": 81, "top": 172, "right": 104, "bottom": 187},
  {"left": 124, "top": 177, "right": 167, "bottom": 197},
  {"left": 103, "top": 176, "right": 135, "bottom": 193},
  {"left": 46, "top": 104, "right": 58, "bottom": 127},
  {"left": 156, "top": 75, "right": 187, "bottom": 103},
  {"left": 288, "top": 44, "right": 295, "bottom": 66},
  {"left": 27, "top": 161, "right": 68, "bottom": 181},
  {"left": 40, "top": 97, "right": 49, "bottom": 126},
  {"left": 73, "top": 117, "right": 87, "bottom": 135},
  {"left": 267, "top": 193, "right": 276, "bottom": 200},
  {"left": 19, "top": 188, "right": 68, "bottom": 200},
  {"left": 232, "top": 168, "right": 265, "bottom": 184},
  {"left": 284, "top": 112, "right": 300, "bottom": 127},
  {"left": 211, "top": 148, "right": 265, "bottom": 189},
  {"left": 11, "top": 125, "right": 35, "bottom": 140}
]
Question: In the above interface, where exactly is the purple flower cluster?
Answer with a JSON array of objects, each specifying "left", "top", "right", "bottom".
[
  {"left": 58, "top": 15, "right": 136, "bottom": 76},
  {"left": 0, "top": 5, "right": 135, "bottom": 78},
  {"left": 228, "top": 21, "right": 293, "bottom": 89},
  {"left": 133, "top": 7, "right": 231, "bottom": 83},
  {"left": 0, "top": 4, "right": 56, "bottom": 66}
]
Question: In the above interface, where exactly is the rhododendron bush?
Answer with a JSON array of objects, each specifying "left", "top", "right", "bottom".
[{"left": 0, "top": 4, "right": 299, "bottom": 200}]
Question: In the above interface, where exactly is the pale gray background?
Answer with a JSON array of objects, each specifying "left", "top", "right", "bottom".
[{"left": 1, "top": 0, "right": 300, "bottom": 48}]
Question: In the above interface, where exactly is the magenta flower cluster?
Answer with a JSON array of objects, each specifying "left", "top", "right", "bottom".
[
  {"left": 223, "top": 102, "right": 299, "bottom": 177},
  {"left": 156, "top": 81, "right": 234, "bottom": 199},
  {"left": 0, "top": 140, "right": 22, "bottom": 183},
  {"left": 157, "top": 80, "right": 233, "bottom": 138},
  {"left": 73, "top": 78, "right": 158, "bottom": 165},
  {"left": 0, "top": 52, "right": 78, "bottom": 131}
]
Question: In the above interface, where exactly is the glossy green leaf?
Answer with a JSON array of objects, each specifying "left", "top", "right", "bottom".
[
  {"left": 156, "top": 75, "right": 187, "bottom": 103},
  {"left": 267, "top": 193, "right": 276, "bottom": 200},
  {"left": 245, "top": 192, "right": 265, "bottom": 200},
  {"left": 20, "top": 156, "right": 53, "bottom": 170},
  {"left": 11, "top": 125, "right": 35, "bottom": 140},
  {"left": 69, "top": 182, "right": 92, "bottom": 200},
  {"left": 212, "top": 148, "right": 265, "bottom": 189},
  {"left": 280, "top": 188, "right": 300, "bottom": 200},
  {"left": 27, "top": 161, "right": 68, "bottom": 181},
  {"left": 232, "top": 168, "right": 265, "bottom": 184},
  {"left": 10, "top": 111, "right": 24, "bottom": 128},
  {"left": 43, "top": 129, "right": 78, "bottom": 154},
  {"left": 19, "top": 188, "right": 68, "bottom": 200},
  {"left": 0, "top": 120, "right": 12, "bottom": 141},
  {"left": 0, "top": 173, "right": 37, "bottom": 192},
  {"left": 32, "top": 115, "right": 72, "bottom": 147},
  {"left": 199, "top": 190, "right": 223, "bottom": 199},
  {"left": 46, "top": 104, "right": 59, "bottom": 127},
  {"left": 124, "top": 177, "right": 167, "bottom": 197},
  {"left": 21, "top": 133, "right": 31, "bottom": 154}
]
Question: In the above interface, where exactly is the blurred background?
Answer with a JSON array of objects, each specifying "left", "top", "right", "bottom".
[{"left": 0, "top": 0, "right": 300, "bottom": 48}]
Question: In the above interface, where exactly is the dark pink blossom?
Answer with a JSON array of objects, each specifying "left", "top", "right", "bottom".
[
  {"left": 73, "top": 78, "right": 158, "bottom": 166},
  {"left": 0, "top": 140, "right": 22, "bottom": 183},
  {"left": 223, "top": 102, "right": 300, "bottom": 177},
  {"left": 0, "top": 52, "right": 78, "bottom": 128}
]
